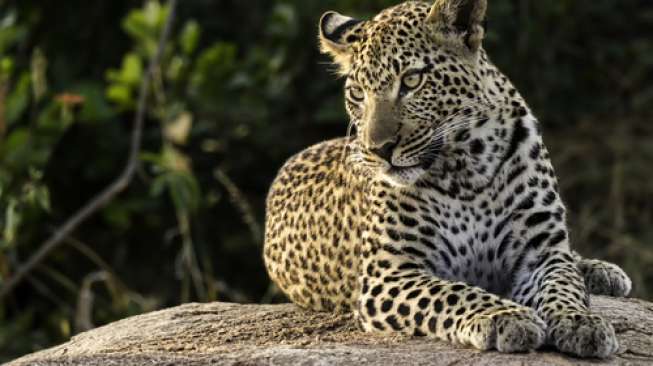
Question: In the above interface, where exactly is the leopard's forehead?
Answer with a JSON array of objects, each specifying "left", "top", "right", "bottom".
[
  {"left": 349, "top": 2, "right": 437, "bottom": 92},
  {"left": 373, "top": 1, "right": 431, "bottom": 22}
]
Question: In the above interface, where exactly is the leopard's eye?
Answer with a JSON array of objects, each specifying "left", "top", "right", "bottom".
[
  {"left": 348, "top": 86, "right": 365, "bottom": 103},
  {"left": 401, "top": 72, "right": 423, "bottom": 90}
]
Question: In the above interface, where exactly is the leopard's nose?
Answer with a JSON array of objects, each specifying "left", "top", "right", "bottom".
[{"left": 370, "top": 140, "right": 398, "bottom": 164}]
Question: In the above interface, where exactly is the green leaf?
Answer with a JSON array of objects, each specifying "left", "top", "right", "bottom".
[
  {"left": 1, "top": 127, "right": 30, "bottom": 166},
  {"left": 30, "top": 48, "right": 48, "bottom": 102},
  {"left": 105, "top": 84, "right": 133, "bottom": 108},
  {"left": 25, "top": 183, "right": 51, "bottom": 213},
  {"left": 0, "top": 56, "right": 13, "bottom": 80},
  {"left": 0, "top": 11, "right": 28, "bottom": 54},
  {"left": 105, "top": 53, "right": 143, "bottom": 108},
  {"left": 179, "top": 20, "right": 200, "bottom": 55},
  {"left": 122, "top": 0, "right": 169, "bottom": 58},
  {"left": 149, "top": 174, "right": 168, "bottom": 198},
  {"left": 150, "top": 171, "right": 201, "bottom": 214},
  {"left": 144, "top": 0, "right": 167, "bottom": 28},
  {"left": 166, "top": 56, "right": 185, "bottom": 82},
  {"left": 72, "top": 82, "right": 116, "bottom": 122},
  {"left": 37, "top": 98, "right": 72, "bottom": 133},
  {"left": 166, "top": 172, "right": 200, "bottom": 214},
  {"left": 121, "top": 53, "right": 143, "bottom": 86},
  {"left": 2, "top": 198, "right": 21, "bottom": 247},
  {"left": 106, "top": 53, "right": 142, "bottom": 86},
  {"left": 190, "top": 42, "right": 238, "bottom": 95},
  {"left": 5, "top": 72, "right": 31, "bottom": 125}
]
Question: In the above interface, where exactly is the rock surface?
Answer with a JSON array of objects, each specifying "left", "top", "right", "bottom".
[{"left": 10, "top": 296, "right": 653, "bottom": 365}]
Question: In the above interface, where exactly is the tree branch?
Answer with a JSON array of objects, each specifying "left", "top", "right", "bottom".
[{"left": 0, "top": 0, "right": 179, "bottom": 300}]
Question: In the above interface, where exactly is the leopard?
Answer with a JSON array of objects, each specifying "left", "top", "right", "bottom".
[{"left": 263, "top": 0, "right": 632, "bottom": 358}]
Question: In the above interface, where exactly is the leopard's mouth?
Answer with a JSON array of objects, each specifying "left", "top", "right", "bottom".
[
  {"left": 385, "top": 155, "right": 435, "bottom": 173},
  {"left": 381, "top": 163, "right": 427, "bottom": 187},
  {"left": 374, "top": 152, "right": 437, "bottom": 187},
  {"left": 386, "top": 164, "right": 422, "bottom": 174}
]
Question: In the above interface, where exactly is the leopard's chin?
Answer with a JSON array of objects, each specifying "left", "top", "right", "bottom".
[{"left": 379, "top": 165, "right": 426, "bottom": 188}]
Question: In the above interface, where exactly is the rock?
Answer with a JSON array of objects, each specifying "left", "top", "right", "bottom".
[{"left": 9, "top": 296, "right": 653, "bottom": 365}]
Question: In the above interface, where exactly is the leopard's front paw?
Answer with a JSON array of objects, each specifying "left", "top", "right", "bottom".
[
  {"left": 464, "top": 307, "right": 546, "bottom": 353},
  {"left": 548, "top": 311, "right": 618, "bottom": 358},
  {"left": 579, "top": 259, "right": 632, "bottom": 297}
]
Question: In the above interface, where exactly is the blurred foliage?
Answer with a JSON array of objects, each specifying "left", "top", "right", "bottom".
[{"left": 0, "top": 0, "right": 651, "bottom": 361}]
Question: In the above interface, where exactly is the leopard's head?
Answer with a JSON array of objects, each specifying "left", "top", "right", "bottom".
[{"left": 320, "top": 0, "right": 494, "bottom": 187}]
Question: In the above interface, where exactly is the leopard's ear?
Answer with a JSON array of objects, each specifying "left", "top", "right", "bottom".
[
  {"left": 426, "top": 0, "right": 487, "bottom": 51},
  {"left": 319, "top": 11, "right": 364, "bottom": 74}
]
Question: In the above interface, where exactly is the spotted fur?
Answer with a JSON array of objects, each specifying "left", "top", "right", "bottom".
[{"left": 264, "top": 0, "right": 631, "bottom": 358}]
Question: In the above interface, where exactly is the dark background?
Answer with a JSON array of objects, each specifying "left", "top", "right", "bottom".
[{"left": 0, "top": 0, "right": 651, "bottom": 361}]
